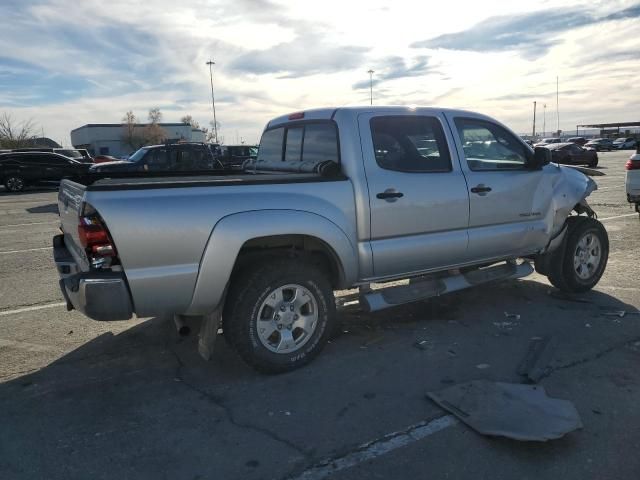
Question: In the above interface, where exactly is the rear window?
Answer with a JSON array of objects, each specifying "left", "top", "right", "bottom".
[
  {"left": 258, "top": 128, "right": 285, "bottom": 162},
  {"left": 55, "top": 149, "right": 82, "bottom": 159},
  {"left": 258, "top": 122, "right": 339, "bottom": 163}
]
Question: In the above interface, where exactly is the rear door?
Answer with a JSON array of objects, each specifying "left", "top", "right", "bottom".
[
  {"left": 358, "top": 112, "right": 470, "bottom": 278},
  {"left": 446, "top": 114, "right": 550, "bottom": 260}
]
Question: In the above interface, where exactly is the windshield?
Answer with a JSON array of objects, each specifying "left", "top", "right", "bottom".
[
  {"left": 56, "top": 149, "right": 83, "bottom": 159},
  {"left": 127, "top": 147, "right": 150, "bottom": 162}
]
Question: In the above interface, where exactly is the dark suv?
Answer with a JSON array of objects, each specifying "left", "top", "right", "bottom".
[
  {"left": 0, "top": 151, "right": 92, "bottom": 192},
  {"left": 218, "top": 145, "right": 258, "bottom": 169},
  {"left": 91, "top": 143, "right": 219, "bottom": 173}
]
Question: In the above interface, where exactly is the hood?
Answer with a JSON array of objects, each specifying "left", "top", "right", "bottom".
[{"left": 90, "top": 160, "right": 136, "bottom": 172}]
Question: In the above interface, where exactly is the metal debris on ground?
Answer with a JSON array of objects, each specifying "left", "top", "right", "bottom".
[
  {"left": 504, "top": 312, "right": 521, "bottom": 320},
  {"left": 517, "top": 335, "right": 557, "bottom": 383},
  {"left": 427, "top": 380, "right": 583, "bottom": 441},
  {"left": 414, "top": 339, "right": 432, "bottom": 351},
  {"left": 603, "top": 310, "right": 640, "bottom": 318}
]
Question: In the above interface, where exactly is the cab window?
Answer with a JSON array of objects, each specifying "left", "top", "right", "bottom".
[
  {"left": 370, "top": 116, "right": 451, "bottom": 172},
  {"left": 455, "top": 118, "right": 528, "bottom": 171}
]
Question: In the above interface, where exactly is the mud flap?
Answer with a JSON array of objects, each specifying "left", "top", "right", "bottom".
[{"left": 198, "top": 308, "right": 222, "bottom": 361}]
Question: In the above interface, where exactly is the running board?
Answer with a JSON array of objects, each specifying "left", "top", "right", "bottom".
[{"left": 360, "top": 261, "right": 533, "bottom": 312}]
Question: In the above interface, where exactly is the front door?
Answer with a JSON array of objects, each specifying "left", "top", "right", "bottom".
[
  {"left": 446, "top": 115, "right": 550, "bottom": 261},
  {"left": 358, "top": 112, "right": 470, "bottom": 278}
]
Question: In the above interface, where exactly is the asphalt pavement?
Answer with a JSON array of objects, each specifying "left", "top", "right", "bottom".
[{"left": 1, "top": 151, "right": 639, "bottom": 480}]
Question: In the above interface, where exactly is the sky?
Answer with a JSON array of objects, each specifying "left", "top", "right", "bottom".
[{"left": 0, "top": 0, "right": 638, "bottom": 146}]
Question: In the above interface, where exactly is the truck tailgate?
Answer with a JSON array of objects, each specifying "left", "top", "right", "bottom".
[{"left": 58, "top": 179, "right": 90, "bottom": 271}]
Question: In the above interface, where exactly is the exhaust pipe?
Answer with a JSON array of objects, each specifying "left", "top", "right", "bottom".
[{"left": 173, "top": 315, "right": 191, "bottom": 337}]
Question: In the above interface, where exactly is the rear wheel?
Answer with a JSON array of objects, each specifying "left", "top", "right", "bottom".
[
  {"left": 4, "top": 176, "right": 25, "bottom": 192},
  {"left": 223, "top": 257, "right": 335, "bottom": 373},
  {"left": 588, "top": 157, "right": 598, "bottom": 168},
  {"left": 547, "top": 217, "right": 608, "bottom": 293}
]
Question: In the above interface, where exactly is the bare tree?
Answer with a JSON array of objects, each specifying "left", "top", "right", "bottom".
[
  {"left": 121, "top": 111, "right": 144, "bottom": 150},
  {"left": 0, "top": 113, "right": 36, "bottom": 148},
  {"left": 180, "top": 115, "right": 200, "bottom": 129},
  {"left": 144, "top": 123, "right": 167, "bottom": 145},
  {"left": 148, "top": 108, "right": 162, "bottom": 124}
]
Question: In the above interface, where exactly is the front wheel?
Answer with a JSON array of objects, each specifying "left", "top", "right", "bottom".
[
  {"left": 547, "top": 217, "right": 608, "bottom": 293},
  {"left": 4, "top": 176, "right": 25, "bottom": 192},
  {"left": 223, "top": 257, "right": 336, "bottom": 373}
]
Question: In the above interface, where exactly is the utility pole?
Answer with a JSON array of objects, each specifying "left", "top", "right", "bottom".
[
  {"left": 532, "top": 101, "right": 537, "bottom": 137},
  {"left": 556, "top": 76, "right": 560, "bottom": 135},
  {"left": 543, "top": 104, "right": 546, "bottom": 137},
  {"left": 206, "top": 59, "right": 218, "bottom": 144},
  {"left": 367, "top": 69, "right": 374, "bottom": 105}
]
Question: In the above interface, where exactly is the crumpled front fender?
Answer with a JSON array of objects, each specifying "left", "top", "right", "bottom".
[{"left": 544, "top": 164, "right": 598, "bottom": 248}]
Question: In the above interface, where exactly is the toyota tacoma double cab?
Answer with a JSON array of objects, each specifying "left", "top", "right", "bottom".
[{"left": 54, "top": 106, "right": 608, "bottom": 373}]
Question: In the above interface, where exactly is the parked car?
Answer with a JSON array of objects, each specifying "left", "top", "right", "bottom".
[
  {"left": 12, "top": 147, "right": 93, "bottom": 163},
  {"left": 0, "top": 151, "right": 92, "bottom": 192},
  {"left": 545, "top": 142, "right": 598, "bottom": 167},
  {"left": 567, "top": 137, "right": 588, "bottom": 146},
  {"left": 584, "top": 138, "right": 615, "bottom": 151},
  {"left": 90, "top": 142, "right": 220, "bottom": 173},
  {"left": 626, "top": 152, "right": 640, "bottom": 216},
  {"left": 54, "top": 106, "right": 608, "bottom": 373},
  {"left": 534, "top": 138, "right": 562, "bottom": 147},
  {"left": 613, "top": 138, "right": 637, "bottom": 150},
  {"left": 218, "top": 145, "right": 258, "bottom": 169}
]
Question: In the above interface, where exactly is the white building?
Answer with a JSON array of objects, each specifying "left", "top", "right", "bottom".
[{"left": 70, "top": 123, "right": 206, "bottom": 158}]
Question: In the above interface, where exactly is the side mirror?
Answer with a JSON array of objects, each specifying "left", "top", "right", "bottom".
[{"left": 528, "top": 146, "right": 551, "bottom": 169}]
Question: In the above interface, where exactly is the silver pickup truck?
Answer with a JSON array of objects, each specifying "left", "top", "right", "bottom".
[{"left": 54, "top": 106, "right": 608, "bottom": 373}]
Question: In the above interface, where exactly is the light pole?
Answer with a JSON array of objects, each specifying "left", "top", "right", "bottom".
[
  {"left": 367, "top": 69, "right": 374, "bottom": 105},
  {"left": 543, "top": 104, "right": 546, "bottom": 138},
  {"left": 532, "top": 101, "right": 537, "bottom": 137},
  {"left": 206, "top": 59, "right": 218, "bottom": 144}
]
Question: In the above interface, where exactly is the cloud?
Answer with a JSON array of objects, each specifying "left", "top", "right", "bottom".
[
  {"left": 352, "top": 56, "right": 436, "bottom": 89},
  {"left": 411, "top": 4, "right": 640, "bottom": 58},
  {"left": 490, "top": 90, "right": 582, "bottom": 101},
  {"left": 229, "top": 31, "right": 368, "bottom": 78}
]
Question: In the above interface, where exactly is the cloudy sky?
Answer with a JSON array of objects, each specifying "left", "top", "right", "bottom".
[{"left": 0, "top": 0, "right": 638, "bottom": 146}]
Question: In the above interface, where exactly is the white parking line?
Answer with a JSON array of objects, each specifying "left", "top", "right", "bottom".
[
  {"left": 0, "top": 302, "right": 66, "bottom": 316},
  {"left": 0, "top": 246, "right": 52, "bottom": 255},
  {"left": 293, "top": 415, "right": 457, "bottom": 480},
  {"left": 600, "top": 213, "right": 638, "bottom": 222},
  {"left": 595, "top": 184, "right": 624, "bottom": 191}
]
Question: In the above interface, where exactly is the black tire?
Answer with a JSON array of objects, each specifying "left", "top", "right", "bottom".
[
  {"left": 223, "top": 257, "right": 336, "bottom": 374},
  {"left": 547, "top": 217, "right": 608, "bottom": 293},
  {"left": 4, "top": 176, "right": 25, "bottom": 192},
  {"left": 588, "top": 157, "right": 598, "bottom": 168}
]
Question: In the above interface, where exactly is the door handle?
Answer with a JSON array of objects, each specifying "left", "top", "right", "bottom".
[
  {"left": 376, "top": 190, "right": 404, "bottom": 200},
  {"left": 470, "top": 185, "right": 492, "bottom": 195}
]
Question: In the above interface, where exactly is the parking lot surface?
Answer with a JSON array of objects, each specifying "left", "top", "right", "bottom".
[{"left": 1, "top": 151, "right": 639, "bottom": 480}]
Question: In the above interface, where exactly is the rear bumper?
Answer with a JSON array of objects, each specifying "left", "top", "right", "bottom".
[{"left": 53, "top": 234, "right": 133, "bottom": 321}]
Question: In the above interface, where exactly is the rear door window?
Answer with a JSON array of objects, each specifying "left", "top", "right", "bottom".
[
  {"left": 302, "top": 124, "right": 339, "bottom": 163},
  {"left": 370, "top": 116, "right": 451, "bottom": 172}
]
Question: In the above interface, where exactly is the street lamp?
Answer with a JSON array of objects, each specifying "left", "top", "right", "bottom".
[
  {"left": 367, "top": 69, "right": 374, "bottom": 105},
  {"left": 543, "top": 104, "right": 546, "bottom": 138},
  {"left": 206, "top": 59, "right": 218, "bottom": 144}
]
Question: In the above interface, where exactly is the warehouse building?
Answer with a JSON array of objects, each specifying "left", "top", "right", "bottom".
[{"left": 70, "top": 123, "right": 206, "bottom": 158}]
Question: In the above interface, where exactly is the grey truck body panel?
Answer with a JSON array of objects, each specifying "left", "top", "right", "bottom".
[{"left": 56, "top": 106, "right": 598, "bottom": 320}]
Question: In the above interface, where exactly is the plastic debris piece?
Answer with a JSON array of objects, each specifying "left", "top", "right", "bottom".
[
  {"left": 476, "top": 363, "right": 490, "bottom": 369},
  {"left": 427, "top": 380, "right": 583, "bottom": 441},
  {"left": 414, "top": 339, "right": 431, "bottom": 351},
  {"left": 517, "top": 335, "right": 557, "bottom": 383},
  {"left": 504, "top": 312, "right": 521, "bottom": 320}
]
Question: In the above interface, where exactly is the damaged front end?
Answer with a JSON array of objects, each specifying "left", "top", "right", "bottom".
[
  {"left": 541, "top": 164, "right": 599, "bottom": 254},
  {"left": 534, "top": 165, "right": 601, "bottom": 276}
]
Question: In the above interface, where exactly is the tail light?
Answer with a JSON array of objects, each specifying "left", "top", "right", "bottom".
[
  {"left": 78, "top": 212, "right": 118, "bottom": 269},
  {"left": 625, "top": 159, "right": 640, "bottom": 170}
]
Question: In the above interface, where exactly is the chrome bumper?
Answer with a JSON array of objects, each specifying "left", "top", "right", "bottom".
[{"left": 53, "top": 234, "right": 133, "bottom": 321}]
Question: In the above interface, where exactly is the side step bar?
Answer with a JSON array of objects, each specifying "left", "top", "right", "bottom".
[{"left": 359, "top": 261, "right": 533, "bottom": 312}]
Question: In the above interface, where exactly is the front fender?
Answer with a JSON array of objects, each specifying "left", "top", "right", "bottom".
[{"left": 184, "top": 209, "right": 358, "bottom": 315}]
